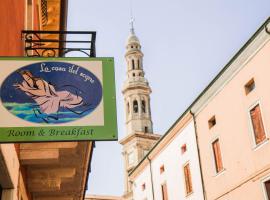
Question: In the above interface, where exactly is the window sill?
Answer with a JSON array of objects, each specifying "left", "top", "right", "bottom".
[
  {"left": 213, "top": 168, "right": 226, "bottom": 177},
  {"left": 253, "top": 138, "right": 269, "bottom": 151}
]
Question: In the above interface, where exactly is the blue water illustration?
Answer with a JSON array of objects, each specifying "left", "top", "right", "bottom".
[
  {"left": 0, "top": 61, "right": 103, "bottom": 124},
  {"left": 3, "top": 102, "right": 94, "bottom": 124}
]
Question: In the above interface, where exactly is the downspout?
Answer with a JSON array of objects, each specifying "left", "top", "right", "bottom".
[
  {"left": 147, "top": 156, "right": 155, "bottom": 200},
  {"left": 190, "top": 111, "right": 207, "bottom": 200}
]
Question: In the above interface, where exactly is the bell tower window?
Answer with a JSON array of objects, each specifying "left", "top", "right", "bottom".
[
  {"left": 142, "top": 100, "right": 146, "bottom": 113},
  {"left": 137, "top": 59, "right": 140, "bottom": 69},
  {"left": 132, "top": 59, "right": 135, "bottom": 70},
  {"left": 145, "top": 126, "right": 148, "bottom": 133},
  {"left": 127, "top": 102, "right": 130, "bottom": 114},
  {"left": 133, "top": 100, "right": 138, "bottom": 113}
]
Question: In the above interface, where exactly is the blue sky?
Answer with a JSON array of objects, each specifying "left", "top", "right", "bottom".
[{"left": 67, "top": 0, "right": 270, "bottom": 196}]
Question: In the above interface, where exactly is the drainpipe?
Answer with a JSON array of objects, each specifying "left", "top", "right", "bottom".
[
  {"left": 147, "top": 156, "right": 155, "bottom": 200},
  {"left": 190, "top": 111, "right": 207, "bottom": 200}
]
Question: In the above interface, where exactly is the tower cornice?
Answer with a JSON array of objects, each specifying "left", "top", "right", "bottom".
[{"left": 125, "top": 50, "right": 143, "bottom": 57}]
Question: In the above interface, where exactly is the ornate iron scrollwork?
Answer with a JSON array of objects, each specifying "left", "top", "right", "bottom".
[{"left": 22, "top": 30, "right": 96, "bottom": 57}]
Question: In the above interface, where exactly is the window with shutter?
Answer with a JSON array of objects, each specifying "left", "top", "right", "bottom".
[
  {"left": 245, "top": 78, "right": 255, "bottom": 95},
  {"left": 264, "top": 180, "right": 270, "bottom": 200},
  {"left": 212, "top": 139, "right": 224, "bottom": 173},
  {"left": 160, "top": 165, "right": 165, "bottom": 174},
  {"left": 161, "top": 183, "right": 168, "bottom": 200},
  {"left": 184, "top": 163, "right": 193, "bottom": 195},
  {"left": 250, "top": 104, "right": 266, "bottom": 145}
]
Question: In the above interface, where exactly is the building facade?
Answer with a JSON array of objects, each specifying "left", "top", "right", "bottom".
[
  {"left": 191, "top": 17, "right": 270, "bottom": 200},
  {"left": 0, "top": 1, "right": 93, "bottom": 200},
  {"left": 129, "top": 113, "right": 204, "bottom": 200}
]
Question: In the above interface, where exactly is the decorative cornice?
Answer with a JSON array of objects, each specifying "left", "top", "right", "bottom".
[{"left": 119, "top": 132, "right": 161, "bottom": 145}]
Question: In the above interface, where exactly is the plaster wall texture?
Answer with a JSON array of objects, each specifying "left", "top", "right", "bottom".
[
  {"left": 132, "top": 120, "right": 204, "bottom": 200},
  {"left": 0, "top": 0, "right": 25, "bottom": 56},
  {"left": 195, "top": 33, "right": 270, "bottom": 200}
]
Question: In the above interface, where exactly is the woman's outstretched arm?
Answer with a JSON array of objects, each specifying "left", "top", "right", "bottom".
[{"left": 14, "top": 80, "right": 47, "bottom": 96}]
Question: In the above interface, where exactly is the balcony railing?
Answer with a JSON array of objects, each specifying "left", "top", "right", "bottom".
[{"left": 21, "top": 30, "right": 96, "bottom": 57}]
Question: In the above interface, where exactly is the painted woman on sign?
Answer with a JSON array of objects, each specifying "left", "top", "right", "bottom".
[{"left": 13, "top": 70, "right": 85, "bottom": 122}]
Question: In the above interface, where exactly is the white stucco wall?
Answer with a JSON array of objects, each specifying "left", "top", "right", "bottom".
[{"left": 132, "top": 120, "right": 204, "bottom": 200}]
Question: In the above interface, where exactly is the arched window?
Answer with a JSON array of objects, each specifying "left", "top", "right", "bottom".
[
  {"left": 137, "top": 59, "right": 140, "bottom": 69},
  {"left": 132, "top": 59, "right": 135, "bottom": 70},
  {"left": 132, "top": 73, "right": 135, "bottom": 77},
  {"left": 133, "top": 100, "right": 138, "bottom": 113},
  {"left": 142, "top": 100, "right": 146, "bottom": 113},
  {"left": 127, "top": 102, "right": 130, "bottom": 114}
]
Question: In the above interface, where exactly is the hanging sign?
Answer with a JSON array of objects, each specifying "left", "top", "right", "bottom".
[{"left": 0, "top": 57, "right": 117, "bottom": 142}]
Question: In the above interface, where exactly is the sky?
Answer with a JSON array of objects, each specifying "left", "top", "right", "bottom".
[{"left": 67, "top": 0, "right": 270, "bottom": 196}]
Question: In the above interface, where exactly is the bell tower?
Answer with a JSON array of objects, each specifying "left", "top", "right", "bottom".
[
  {"left": 123, "top": 19, "right": 153, "bottom": 135},
  {"left": 120, "top": 19, "right": 160, "bottom": 200}
]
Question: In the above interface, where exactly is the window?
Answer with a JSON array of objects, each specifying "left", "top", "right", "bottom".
[
  {"left": 212, "top": 139, "right": 224, "bottom": 173},
  {"left": 137, "top": 59, "right": 140, "bottom": 69},
  {"left": 161, "top": 183, "right": 168, "bottom": 200},
  {"left": 245, "top": 78, "right": 255, "bottom": 95},
  {"left": 160, "top": 165, "right": 165, "bottom": 174},
  {"left": 181, "top": 144, "right": 187, "bottom": 154},
  {"left": 141, "top": 183, "right": 146, "bottom": 191},
  {"left": 250, "top": 104, "right": 266, "bottom": 145},
  {"left": 132, "top": 73, "right": 135, "bottom": 77},
  {"left": 132, "top": 59, "right": 135, "bottom": 70},
  {"left": 183, "top": 163, "right": 193, "bottom": 195},
  {"left": 127, "top": 103, "right": 130, "bottom": 114},
  {"left": 208, "top": 116, "right": 216, "bottom": 129},
  {"left": 144, "top": 126, "right": 148, "bottom": 133},
  {"left": 142, "top": 100, "right": 146, "bottom": 113},
  {"left": 133, "top": 100, "right": 138, "bottom": 113},
  {"left": 264, "top": 179, "right": 270, "bottom": 200}
]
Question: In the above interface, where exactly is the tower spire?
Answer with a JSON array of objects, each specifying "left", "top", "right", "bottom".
[
  {"left": 129, "top": 0, "right": 135, "bottom": 35},
  {"left": 129, "top": 17, "right": 135, "bottom": 35}
]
